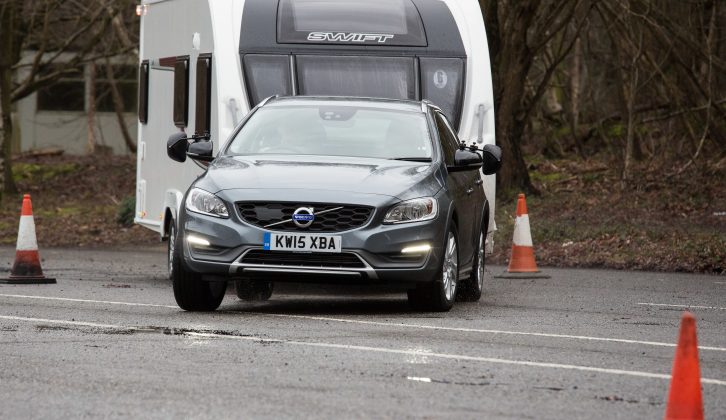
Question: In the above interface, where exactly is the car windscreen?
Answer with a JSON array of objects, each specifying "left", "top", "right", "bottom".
[{"left": 226, "top": 104, "right": 432, "bottom": 160}]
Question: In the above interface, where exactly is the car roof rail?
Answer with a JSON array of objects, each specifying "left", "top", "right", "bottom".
[{"left": 258, "top": 95, "right": 279, "bottom": 107}]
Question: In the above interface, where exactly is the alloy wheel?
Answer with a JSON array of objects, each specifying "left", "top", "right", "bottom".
[
  {"left": 476, "top": 232, "right": 485, "bottom": 291},
  {"left": 442, "top": 231, "right": 458, "bottom": 301}
]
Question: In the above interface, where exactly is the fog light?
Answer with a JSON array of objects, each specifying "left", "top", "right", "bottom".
[
  {"left": 401, "top": 243, "right": 431, "bottom": 254},
  {"left": 187, "top": 234, "right": 210, "bottom": 247}
]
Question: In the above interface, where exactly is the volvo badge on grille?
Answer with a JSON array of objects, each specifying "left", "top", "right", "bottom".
[{"left": 292, "top": 207, "right": 315, "bottom": 228}]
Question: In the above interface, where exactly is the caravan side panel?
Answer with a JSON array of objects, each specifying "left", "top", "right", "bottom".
[{"left": 136, "top": 0, "right": 245, "bottom": 234}]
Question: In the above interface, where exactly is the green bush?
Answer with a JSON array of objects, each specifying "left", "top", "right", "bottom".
[{"left": 116, "top": 196, "right": 135, "bottom": 227}]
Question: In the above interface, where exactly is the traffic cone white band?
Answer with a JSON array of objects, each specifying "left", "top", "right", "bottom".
[
  {"left": 512, "top": 214, "right": 533, "bottom": 247},
  {"left": 16, "top": 215, "right": 39, "bottom": 251}
]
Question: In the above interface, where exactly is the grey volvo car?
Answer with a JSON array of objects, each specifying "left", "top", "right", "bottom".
[{"left": 166, "top": 97, "right": 501, "bottom": 312}]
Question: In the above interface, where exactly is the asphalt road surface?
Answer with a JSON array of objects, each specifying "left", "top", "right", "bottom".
[{"left": 1, "top": 246, "right": 724, "bottom": 419}]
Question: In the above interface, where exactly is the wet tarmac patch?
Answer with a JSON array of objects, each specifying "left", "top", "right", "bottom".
[
  {"left": 406, "top": 376, "right": 492, "bottom": 387},
  {"left": 533, "top": 386, "right": 565, "bottom": 392},
  {"left": 36, "top": 325, "right": 74, "bottom": 332},
  {"left": 25, "top": 322, "right": 254, "bottom": 339},
  {"left": 597, "top": 395, "right": 640, "bottom": 404},
  {"left": 91, "top": 325, "right": 255, "bottom": 339}
]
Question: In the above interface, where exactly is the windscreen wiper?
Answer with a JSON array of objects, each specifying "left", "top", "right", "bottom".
[{"left": 389, "top": 157, "right": 432, "bottom": 162}]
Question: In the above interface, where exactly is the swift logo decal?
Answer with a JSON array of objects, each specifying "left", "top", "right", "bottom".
[{"left": 307, "top": 32, "right": 395, "bottom": 44}]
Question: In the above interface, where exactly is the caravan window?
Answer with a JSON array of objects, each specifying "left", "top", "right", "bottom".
[
  {"left": 296, "top": 56, "right": 415, "bottom": 99},
  {"left": 243, "top": 55, "right": 292, "bottom": 106},
  {"left": 420, "top": 58, "right": 464, "bottom": 129},
  {"left": 195, "top": 54, "right": 212, "bottom": 136},
  {"left": 277, "top": 0, "right": 426, "bottom": 46},
  {"left": 173, "top": 56, "right": 190, "bottom": 128}
]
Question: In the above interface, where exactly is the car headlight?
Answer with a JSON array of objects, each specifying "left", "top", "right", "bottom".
[
  {"left": 383, "top": 197, "right": 438, "bottom": 224},
  {"left": 185, "top": 188, "right": 229, "bottom": 218}
]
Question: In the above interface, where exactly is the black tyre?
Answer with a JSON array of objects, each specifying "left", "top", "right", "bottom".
[
  {"left": 407, "top": 224, "right": 459, "bottom": 312},
  {"left": 169, "top": 221, "right": 226, "bottom": 311},
  {"left": 235, "top": 279, "right": 274, "bottom": 301},
  {"left": 456, "top": 230, "right": 485, "bottom": 302}
]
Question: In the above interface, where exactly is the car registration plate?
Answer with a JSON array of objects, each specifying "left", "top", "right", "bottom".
[{"left": 263, "top": 232, "right": 342, "bottom": 253}]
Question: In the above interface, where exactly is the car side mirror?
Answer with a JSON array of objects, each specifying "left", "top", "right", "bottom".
[
  {"left": 480, "top": 144, "right": 502, "bottom": 175},
  {"left": 187, "top": 140, "right": 214, "bottom": 162},
  {"left": 167, "top": 132, "right": 188, "bottom": 163},
  {"left": 448, "top": 149, "right": 483, "bottom": 173}
]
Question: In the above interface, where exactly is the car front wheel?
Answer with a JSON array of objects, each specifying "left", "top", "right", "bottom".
[
  {"left": 407, "top": 224, "right": 458, "bottom": 312},
  {"left": 170, "top": 221, "right": 226, "bottom": 311},
  {"left": 457, "top": 230, "right": 485, "bottom": 302}
]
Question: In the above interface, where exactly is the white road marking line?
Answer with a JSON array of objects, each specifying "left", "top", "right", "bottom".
[
  {"left": 715, "top": 282, "right": 725, "bottom": 285},
  {"left": 252, "top": 313, "right": 726, "bottom": 352},
  {"left": 1, "top": 293, "right": 724, "bottom": 352},
  {"left": 3, "top": 314, "right": 725, "bottom": 386},
  {"left": 406, "top": 377, "right": 432, "bottom": 383},
  {"left": 0, "top": 293, "right": 178, "bottom": 309},
  {"left": 637, "top": 302, "right": 726, "bottom": 311}
]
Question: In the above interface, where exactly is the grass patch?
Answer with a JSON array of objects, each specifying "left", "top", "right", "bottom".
[
  {"left": 0, "top": 155, "right": 157, "bottom": 249},
  {"left": 490, "top": 155, "right": 725, "bottom": 274},
  {"left": 530, "top": 171, "right": 568, "bottom": 184},
  {"left": 35, "top": 206, "right": 83, "bottom": 218},
  {"left": 12, "top": 162, "right": 80, "bottom": 183}
]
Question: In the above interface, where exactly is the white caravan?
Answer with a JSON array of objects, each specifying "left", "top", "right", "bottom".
[{"left": 136, "top": 0, "right": 497, "bottom": 250}]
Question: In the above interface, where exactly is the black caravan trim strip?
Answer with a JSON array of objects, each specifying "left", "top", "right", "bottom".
[
  {"left": 195, "top": 53, "right": 212, "bottom": 136},
  {"left": 173, "top": 56, "right": 189, "bottom": 128},
  {"left": 138, "top": 60, "right": 149, "bottom": 124}
]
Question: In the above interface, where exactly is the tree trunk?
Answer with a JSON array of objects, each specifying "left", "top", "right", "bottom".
[
  {"left": 86, "top": 62, "right": 97, "bottom": 154},
  {"left": 1, "top": 66, "right": 18, "bottom": 198},
  {"left": 495, "top": 73, "right": 535, "bottom": 194},
  {"left": 481, "top": 1, "right": 536, "bottom": 194},
  {"left": 569, "top": 37, "right": 586, "bottom": 158},
  {"left": 622, "top": 85, "right": 636, "bottom": 182},
  {"left": 0, "top": 1, "right": 19, "bottom": 199},
  {"left": 104, "top": 59, "right": 136, "bottom": 153}
]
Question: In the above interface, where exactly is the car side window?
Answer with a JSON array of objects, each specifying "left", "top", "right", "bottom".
[{"left": 434, "top": 112, "right": 460, "bottom": 165}]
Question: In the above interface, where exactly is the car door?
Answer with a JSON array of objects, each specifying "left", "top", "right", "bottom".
[{"left": 434, "top": 111, "right": 478, "bottom": 265}]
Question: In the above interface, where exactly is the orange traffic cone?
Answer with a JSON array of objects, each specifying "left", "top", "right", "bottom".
[
  {"left": 508, "top": 193, "right": 538, "bottom": 272},
  {"left": 664, "top": 312, "right": 703, "bottom": 420},
  {"left": 1, "top": 194, "right": 55, "bottom": 284},
  {"left": 496, "top": 194, "right": 549, "bottom": 279}
]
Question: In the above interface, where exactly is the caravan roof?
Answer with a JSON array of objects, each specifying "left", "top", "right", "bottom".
[{"left": 239, "top": 0, "right": 466, "bottom": 57}]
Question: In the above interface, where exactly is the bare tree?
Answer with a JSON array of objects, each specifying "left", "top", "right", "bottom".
[
  {"left": 477, "top": 0, "right": 723, "bottom": 194},
  {"left": 104, "top": 58, "right": 136, "bottom": 153},
  {"left": 0, "top": 0, "right": 135, "bottom": 201},
  {"left": 479, "top": 0, "right": 593, "bottom": 193}
]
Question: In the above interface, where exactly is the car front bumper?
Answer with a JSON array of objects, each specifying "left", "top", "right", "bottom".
[{"left": 179, "top": 190, "right": 449, "bottom": 285}]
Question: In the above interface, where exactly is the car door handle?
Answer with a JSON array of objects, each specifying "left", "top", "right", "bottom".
[
  {"left": 474, "top": 179, "right": 483, "bottom": 185},
  {"left": 466, "top": 188, "right": 474, "bottom": 195}
]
